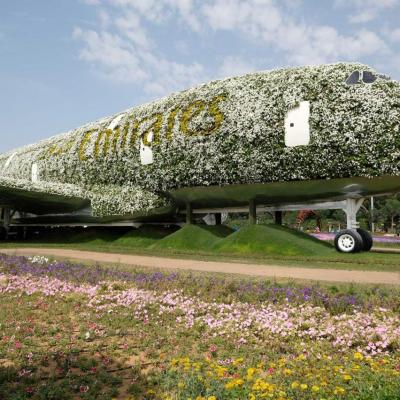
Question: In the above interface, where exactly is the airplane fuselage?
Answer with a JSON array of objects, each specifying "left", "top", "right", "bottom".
[{"left": 1, "top": 62, "right": 400, "bottom": 223}]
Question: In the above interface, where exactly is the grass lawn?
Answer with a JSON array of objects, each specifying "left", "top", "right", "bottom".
[
  {"left": 0, "top": 254, "right": 399, "bottom": 399},
  {"left": 1, "top": 225, "right": 400, "bottom": 272}
]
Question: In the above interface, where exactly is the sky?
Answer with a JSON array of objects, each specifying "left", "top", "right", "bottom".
[{"left": 1, "top": 0, "right": 400, "bottom": 153}]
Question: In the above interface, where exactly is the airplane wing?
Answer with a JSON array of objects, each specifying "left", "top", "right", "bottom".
[
  {"left": 0, "top": 177, "right": 173, "bottom": 219},
  {"left": 0, "top": 177, "right": 90, "bottom": 215}
]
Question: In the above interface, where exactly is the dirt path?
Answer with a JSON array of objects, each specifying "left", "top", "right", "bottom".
[{"left": 1, "top": 248, "right": 399, "bottom": 285}]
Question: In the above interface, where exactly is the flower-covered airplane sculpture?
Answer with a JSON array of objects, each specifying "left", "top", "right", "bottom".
[{"left": 1, "top": 63, "right": 399, "bottom": 252}]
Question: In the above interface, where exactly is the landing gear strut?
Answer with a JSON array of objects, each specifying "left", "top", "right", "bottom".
[
  {"left": 0, "top": 207, "right": 10, "bottom": 241},
  {"left": 334, "top": 198, "right": 373, "bottom": 253}
]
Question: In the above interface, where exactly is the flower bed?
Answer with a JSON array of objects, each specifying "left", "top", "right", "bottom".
[{"left": 0, "top": 254, "right": 399, "bottom": 399}]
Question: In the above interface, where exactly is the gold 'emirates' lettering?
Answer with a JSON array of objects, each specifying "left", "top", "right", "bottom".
[
  {"left": 140, "top": 113, "right": 163, "bottom": 146},
  {"left": 47, "top": 93, "right": 228, "bottom": 160},
  {"left": 166, "top": 107, "right": 179, "bottom": 141},
  {"left": 208, "top": 94, "right": 228, "bottom": 133},
  {"left": 121, "top": 114, "right": 134, "bottom": 150},
  {"left": 94, "top": 129, "right": 114, "bottom": 158},
  {"left": 180, "top": 94, "right": 227, "bottom": 136},
  {"left": 111, "top": 126, "right": 121, "bottom": 154},
  {"left": 180, "top": 100, "right": 206, "bottom": 136},
  {"left": 79, "top": 129, "right": 96, "bottom": 161}
]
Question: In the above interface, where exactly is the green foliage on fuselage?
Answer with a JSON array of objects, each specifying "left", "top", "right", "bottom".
[{"left": 2, "top": 63, "right": 400, "bottom": 218}]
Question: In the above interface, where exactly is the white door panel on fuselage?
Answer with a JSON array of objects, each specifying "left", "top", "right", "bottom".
[{"left": 284, "top": 101, "right": 310, "bottom": 147}]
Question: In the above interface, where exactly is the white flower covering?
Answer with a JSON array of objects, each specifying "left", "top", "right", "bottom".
[{"left": 1, "top": 63, "right": 399, "bottom": 216}]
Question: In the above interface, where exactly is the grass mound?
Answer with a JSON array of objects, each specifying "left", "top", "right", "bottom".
[
  {"left": 213, "top": 224, "right": 333, "bottom": 256},
  {"left": 114, "top": 225, "right": 178, "bottom": 248},
  {"left": 67, "top": 228, "right": 124, "bottom": 244},
  {"left": 26, "top": 226, "right": 178, "bottom": 248},
  {"left": 26, "top": 227, "right": 125, "bottom": 244},
  {"left": 151, "top": 224, "right": 233, "bottom": 251}
]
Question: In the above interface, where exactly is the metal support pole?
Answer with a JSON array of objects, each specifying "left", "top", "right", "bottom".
[
  {"left": 186, "top": 203, "right": 193, "bottom": 225},
  {"left": 3, "top": 207, "right": 10, "bottom": 231},
  {"left": 0, "top": 207, "right": 10, "bottom": 240},
  {"left": 274, "top": 211, "right": 283, "bottom": 225},
  {"left": 370, "top": 196, "right": 375, "bottom": 233},
  {"left": 215, "top": 213, "right": 222, "bottom": 225},
  {"left": 249, "top": 200, "right": 257, "bottom": 225}
]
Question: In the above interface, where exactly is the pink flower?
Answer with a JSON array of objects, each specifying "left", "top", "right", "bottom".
[
  {"left": 15, "top": 341, "right": 22, "bottom": 349},
  {"left": 209, "top": 344, "right": 217, "bottom": 353},
  {"left": 79, "top": 385, "right": 89, "bottom": 393},
  {"left": 18, "top": 369, "right": 32, "bottom": 377}
]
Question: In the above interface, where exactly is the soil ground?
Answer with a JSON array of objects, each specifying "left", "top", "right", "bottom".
[{"left": 2, "top": 247, "right": 399, "bottom": 285}]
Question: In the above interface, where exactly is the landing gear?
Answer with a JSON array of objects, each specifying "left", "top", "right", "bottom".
[
  {"left": 334, "top": 229, "right": 363, "bottom": 253},
  {"left": 334, "top": 198, "right": 374, "bottom": 253},
  {"left": 356, "top": 228, "right": 373, "bottom": 251}
]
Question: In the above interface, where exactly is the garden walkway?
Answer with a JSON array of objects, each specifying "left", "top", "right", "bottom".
[{"left": 2, "top": 248, "right": 399, "bottom": 285}]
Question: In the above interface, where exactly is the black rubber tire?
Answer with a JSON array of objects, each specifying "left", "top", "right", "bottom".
[
  {"left": 356, "top": 228, "right": 373, "bottom": 252},
  {"left": 334, "top": 229, "right": 364, "bottom": 253}
]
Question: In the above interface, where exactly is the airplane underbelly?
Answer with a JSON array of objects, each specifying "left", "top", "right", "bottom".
[{"left": 170, "top": 175, "right": 400, "bottom": 209}]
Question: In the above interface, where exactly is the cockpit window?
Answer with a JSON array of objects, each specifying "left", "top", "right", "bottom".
[
  {"left": 377, "top": 73, "right": 391, "bottom": 80},
  {"left": 345, "top": 71, "right": 360, "bottom": 85},
  {"left": 362, "top": 71, "right": 377, "bottom": 84},
  {"left": 345, "top": 70, "right": 386, "bottom": 85}
]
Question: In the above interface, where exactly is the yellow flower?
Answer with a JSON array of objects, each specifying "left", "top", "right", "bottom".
[
  {"left": 246, "top": 367, "right": 258, "bottom": 381},
  {"left": 215, "top": 366, "right": 228, "bottom": 378},
  {"left": 178, "top": 382, "right": 185, "bottom": 389},
  {"left": 343, "top": 374, "right": 352, "bottom": 381},
  {"left": 311, "top": 385, "right": 320, "bottom": 392},
  {"left": 334, "top": 386, "right": 346, "bottom": 395},
  {"left": 283, "top": 368, "right": 293, "bottom": 375},
  {"left": 207, "top": 397, "right": 217, "bottom": 400},
  {"left": 291, "top": 381, "right": 300, "bottom": 389},
  {"left": 225, "top": 378, "right": 244, "bottom": 389},
  {"left": 300, "top": 383, "right": 308, "bottom": 390},
  {"left": 249, "top": 394, "right": 256, "bottom": 400},
  {"left": 252, "top": 378, "right": 275, "bottom": 393},
  {"left": 354, "top": 352, "right": 364, "bottom": 361},
  {"left": 195, "top": 397, "right": 205, "bottom": 400}
]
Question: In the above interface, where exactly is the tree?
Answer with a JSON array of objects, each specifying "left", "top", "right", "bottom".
[{"left": 380, "top": 198, "right": 400, "bottom": 232}]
